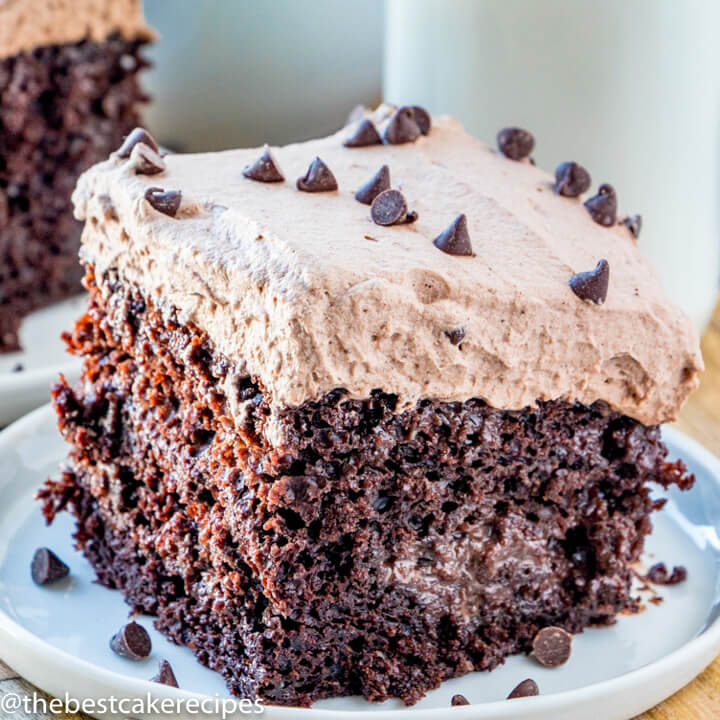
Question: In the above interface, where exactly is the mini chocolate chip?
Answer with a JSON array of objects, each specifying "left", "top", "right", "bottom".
[
  {"left": 343, "top": 118, "right": 382, "bottom": 147},
  {"left": 532, "top": 626, "right": 572, "bottom": 667},
  {"left": 507, "top": 678, "right": 540, "bottom": 699},
  {"left": 110, "top": 621, "right": 152, "bottom": 660},
  {"left": 433, "top": 214, "right": 473, "bottom": 256},
  {"left": 444, "top": 328, "right": 466, "bottom": 345},
  {"left": 151, "top": 659, "right": 178, "bottom": 687},
  {"left": 383, "top": 106, "right": 422, "bottom": 144},
  {"left": 116, "top": 127, "right": 159, "bottom": 158},
  {"left": 451, "top": 694, "right": 470, "bottom": 706},
  {"left": 297, "top": 157, "right": 338, "bottom": 192},
  {"left": 130, "top": 143, "right": 166, "bottom": 176},
  {"left": 569, "top": 259, "right": 610, "bottom": 305},
  {"left": 554, "top": 161, "right": 591, "bottom": 197},
  {"left": 622, "top": 214, "right": 642, "bottom": 238},
  {"left": 403, "top": 210, "right": 418, "bottom": 224},
  {"left": 144, "top": 187, "right": 182, "bottom": 217},
  {"left": 243, "top": 145, "right": 284, "bottom": 182},
  {"left": 411, "top": 105, "right": 432, "bottom": 135},
  {"left": 31, "top": 548, "right": 69, "bottom": 585},
  {"left": 371, "top": 189, "right": 407, "bottom": 226},
  {"left": 355, "top": 165, "right": 390, "bottom": 205},
  {"left": 584, "top": 183, "right": 617, "bottom": 226},
  {"left": 497, "top": 127, "right": 534, "bottom": 160},
  {"left": 646, "top": 562, "right": 687, "bottom": 585}
]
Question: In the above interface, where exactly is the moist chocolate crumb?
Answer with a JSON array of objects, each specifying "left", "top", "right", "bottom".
[
  {"left": 433, "top": 214, "right": 473, "bottom": 256},
  {"left": 554, "top": 161, "right": 591, "bottom": 197},
  {"left": 110, "top": 621, "right": 152, "bottom": 660},
  {"left": 532, "top": 626, "right": 572, "bottom": 667},
  {"left": 383, "top": 106, "right": 422, "bottom": 144},
  {"left": 646, "top": 563, "right": 687, "bottom": 586},
  {"left": 569, "top": 259, "right": 610, "bottom": 305},
  {"left": 130, "top": 143, "right": 165, "bottom": 176},
  {"left": 31, "top": 547, "right": 69, "bottom": 585},
  {"left": 584, "top": 184, "right": 617, "bottom": 226},
  {"left": 371, "top": 189, "right": 408, "bottom": 226},
  {"left": 451, "top": 694, "right": 470, "bottom": 706},
  {"left": 343, "top": 118, "right": 382, "bottom": 148},
  {"left": 151, "top": 659, "right": 178, "bottom": 687},
  {"left": 355, "top": 165, "right": 390, "bottom": 205},
  {"left": 444, "top": 328, "right": 466, "bottom": 345},
  {"left": 243, "top": 145, "right": 285, "bottom": 183},
  {"left": 411, "top": 106, "right": 432, "bottom": 135},
  {"left": 497, "top": 127, "right": 534, "bottom": 160},
  {"left": 622, "top": 214, "right": 642, "bottom": 239},
  {"left": 297, "top": 157, "right": 338, "bottom": 192},
  {"left": 116, "top": 127, "right": 159, "bottom": 159},
  {"left": 507, "top": 678, "right": 540, "bottom": 699},
  {"left": 144, "top": 188, "right": 182, "bottom": 217}
]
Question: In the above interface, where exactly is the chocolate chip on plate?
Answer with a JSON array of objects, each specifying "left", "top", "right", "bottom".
[
  {"left": 646, "top": 562, "right": 687, "bottom": 585},
  {"left": 371, "top": 189, "right": 408, "bottom": 226},
  {"left": 433, "top": 214, "right": 473, "bottom": 256},
  {"left": 355, "top": 165, "right": 391, "bottom": 205},
  {"left": 31, "top": 547, "right": 69, "bottom": 586},
  {"left": 116, "top": 127, "right": 159, "bottom": 159},
  {"left": 532, "top": 626, "right": 573, "bottom": 667},
  {"left": 444, "top": 327, "right": 466, "bottom": 345},
  {"left": 622, "top": 214, "right": 642, "bottom": 239},
  {"left": 383, "top": 106, "right": 422, "bottom": 144},
  {"left": 569, "top": 259, "right": 610, "bottom": 305},
  {"left": 507, "top": 678, "right": 540, "bottom": 699},
  {"left": 411, "top": 105, "right": 432, "bottom": 135},
  {"left": 403, "top": 210, "right": 419, "bottom": 224},
  {"left": 343, "top": 118, "right": 382, "bottom": 148},
  {"left": 297, "top": 156, "right": 338, "bottom": 192},
  {"left": 554, "top": 161, "right": 591, "bottom": 197},
  {"left": 497, "top": 127, "right": 534, "bottom": 160},
  {"left": 584, "top": 183, "right": 617, "bottom": 226},
  {"left": 151, "top": 659, "right": 178, "bottom": 687},
  {"left": 130, "top": 143, "right": 166, "bottom": 176},
  {"left": 110, "top": 621, "right": 152, "bottom": 660},
  {"left": 144, "top": 187, "right": 182, "bottom": 217},
  {"left": 451, "top": 693, "right": 470, "bottom": 706},
  {"left": 243, "top": 145, "right": 284, "bottom": 183}
]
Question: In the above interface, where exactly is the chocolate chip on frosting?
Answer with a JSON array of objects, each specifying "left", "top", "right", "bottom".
[
  {"left": 622, "top": 214, "right": 642, "bottom": 239},
  {"left": 444, "top": 327, "right": 466, "bottom": 345},
  {"left": 243, "top": 145, "right": 284, "bottom": 183},
  {"left": 532, "top": 626, "right": 573, "bottom": 667},
  {"left": 497, "top": 127, "right": 534, "bottom": 160},
  {"left": 370, "top": 189, "right": 407, "bottom": 226},
  {"left": 144, "top": 187, "right": 182, "bottom": 217},
  {"left": 355, "top": 165, "right": 390, "bottom": 205},
  {"left": 554, "top": 161, "right": 591, "bottom": 197},
  {"left": 116, "top": 127, "right": 159, "bottom": 159},
  {"left": 411, "top": 105, "right": 432, "bottom": 135},
  {"left": 569, "top": 259, "right": 610, "bottom": 305},
  {"left": 130, "top": 143, "right": 166, "bottom": 176},
  {"left": 584, "top": 184, "right": 617, "bottom": 226},
  {"left": 343, "top": 118, "right": 382, "bottom": 148},
  {"left": 433, "top": 214, "right": 473, "bottom": 256},
  {"left": 383, "top": 106, "right": 422, "bottom": 144},
  {"left": 297, "top": 157, "right": 338, "bottom": 192},
  {"left": 507, "top": 678, "right": 540, "bottom": 699}
]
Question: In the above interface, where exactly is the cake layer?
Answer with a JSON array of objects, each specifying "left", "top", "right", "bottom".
[
  {"left": 71, "top": 111, "right": 702, "bottom": 424},
  {"left": 0, "top": 35, "right": 148, "bottom": 351},
  {"left": 41, "top": 267, "right": 694, "bottom": 704}
]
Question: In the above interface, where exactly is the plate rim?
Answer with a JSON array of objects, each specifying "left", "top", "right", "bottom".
[{"left": 0, "top": 405, "right": 719, "bottom": 719}]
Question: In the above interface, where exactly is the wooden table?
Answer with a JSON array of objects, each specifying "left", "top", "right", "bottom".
[{"left": 2, "top": 303, "right": 720, "bottom": 719}]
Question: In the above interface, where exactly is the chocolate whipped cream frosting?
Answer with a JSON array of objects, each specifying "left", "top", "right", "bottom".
[
  {"left": 72, "top": 110, "right": 702, "bottom": 426},
  {"left": 0, "top": 0, "right": 153, "bottom": 57}
]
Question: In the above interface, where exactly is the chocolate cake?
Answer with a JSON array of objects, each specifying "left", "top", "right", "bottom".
[
  {"left": 0, "top": 0, "right": 152, "bottom": 352},
  {"left": 40, "top": 107, "right": 703, "bottom": 706}
]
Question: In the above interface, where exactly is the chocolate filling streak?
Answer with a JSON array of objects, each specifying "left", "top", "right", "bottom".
[
  {"left": 0, "top": 35, "right": 148, "bottom": 352},
  {"left": 40, "top": 267, "right": 694, "bottom": 706}
]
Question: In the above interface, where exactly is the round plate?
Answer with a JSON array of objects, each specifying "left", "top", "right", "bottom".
[
  {"left": 0, "top": 297, "right": 84, "bottom": 426},
  {"left": 0, "top": 405, "right": 719, "bottom": 720}
]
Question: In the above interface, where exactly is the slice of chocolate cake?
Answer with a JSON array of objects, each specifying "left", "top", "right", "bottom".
[
  {"left": 0, "top": 0, "right": 153, "bottom": 352},
  {"left": 40, "top": 108, "right": 703, "bottom": 706}
]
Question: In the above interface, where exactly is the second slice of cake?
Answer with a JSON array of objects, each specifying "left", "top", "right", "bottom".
[{"left": 42, "top": 108, "right": 702, "bottom": 705}]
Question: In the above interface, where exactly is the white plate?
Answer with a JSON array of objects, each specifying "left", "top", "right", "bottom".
[
  {"left": 0, "top": 406, "right": 719, "bottom": 720},
  {"left": 0, "top": 296, "right": 84, "bottom": 426}
]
